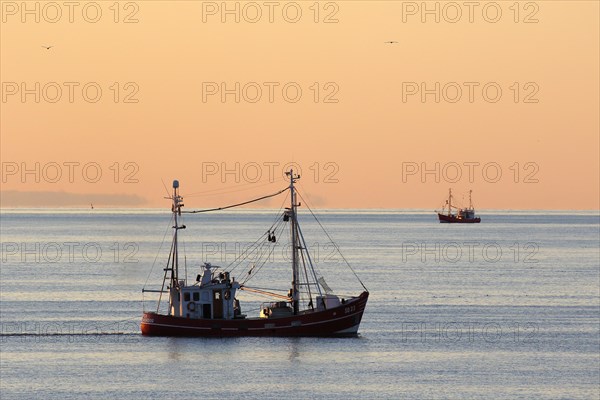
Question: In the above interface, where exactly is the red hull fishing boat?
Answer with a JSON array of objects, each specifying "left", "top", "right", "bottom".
[
  {"left": 437, "top": 189, "right": 481, "bottom": 223},
  {"left": 141, "top": 171, "right": 369, "bottom": 337}
]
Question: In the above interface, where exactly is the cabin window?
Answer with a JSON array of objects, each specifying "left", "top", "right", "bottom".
[
  {"left": 193, "top": 292, "right": 200, "bottom": 301},
  {"left": 183, "top": 292, "right": 190, "bottom": 302}
]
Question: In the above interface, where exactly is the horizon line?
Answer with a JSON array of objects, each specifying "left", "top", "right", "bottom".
[{"left": 1, "top": 206, "right": 599, "bottom": 213}]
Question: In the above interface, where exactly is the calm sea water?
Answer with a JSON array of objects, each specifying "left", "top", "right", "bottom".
[{"left": 1, "top": 209, "right": 599, "bottom": 399}]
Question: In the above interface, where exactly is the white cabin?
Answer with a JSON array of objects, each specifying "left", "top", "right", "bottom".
[{"left": 170, "top": 263, "right": 242, "bottom": 320}]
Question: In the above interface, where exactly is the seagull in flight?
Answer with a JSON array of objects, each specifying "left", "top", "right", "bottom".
[
  {"left": 384, "top": 41, "right": 398, "bottom": 44},
  {"left": 41, "top": 45, "right": 53, "bottom": 50}
]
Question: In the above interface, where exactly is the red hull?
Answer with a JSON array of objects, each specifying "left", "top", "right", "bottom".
[
  {"left": 438, "top": 213, "right": 481, "bottom": 223},
  {"left": 141, "top": 291, "right": 368, "bottom": 337}
]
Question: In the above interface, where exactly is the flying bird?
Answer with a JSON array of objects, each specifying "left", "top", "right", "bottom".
[
  {"left": 41, "top": 45, "right": 53, "bottom": 50},
  {"left": 384, "top": 41, "right": 398, "bottom": 44}
]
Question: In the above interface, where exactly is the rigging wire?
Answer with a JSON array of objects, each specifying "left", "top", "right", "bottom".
[
  {"left": 296, "top": 220, "right": 324, "bottom": 299},
  {"left": 226, "top": 231, "right": 270, "bottom": 276},
  {"left": 184, "top": 176, "right": 286, "bottom": 197},
  {"left": 240, "top": 220, "right": 286, "bottom": 286},
  {"left": 296, "top": 189, "right": 369, "bottom": 292},
  {"left": 236, "top": 290, "right": 283, "bottom": 302},
  {"left": 182, "top": 187, "right": 288, "bottom": 214},
  {"left": 268, "top": 189, "right": 290, "bottom": 233},
  {"left": 238, "top": 218, "right": 286, "bottom": 284},
  {"left": 156, "top": 237, "right": 175, "bottom": 312},
  {"left": 179, "top": 212, "right": 188, "bottom": 282},
  {"left": 236, "top": 191, "right": 291, "bottom": 281},
  {"left": 225, "top": 211, "right": 285, "bottom": 276},
  {"left": 143, "top": 213, "right": 175, "bottom": 290},
  {"left": 239, "top": 286, "right": 288, "bottom": 292},
  {"left": 240, "top": 286, "right": 289, "bottom": 300},
  {"left": 225, "top": 192, "right": 289, "bottom": 276},
  {"left": 298, "top": 239, "right": 314, "bottom": 307},
  {"left": 160, "top": 178, "right": 171, "bottom": 197},
  {"left": 236, "top": 203, "right": 287, "bottom": 285}
]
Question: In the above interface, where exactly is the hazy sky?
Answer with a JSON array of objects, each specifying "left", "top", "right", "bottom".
[{"left": 1, "top": 1, "right": 598, "bottom": 209}]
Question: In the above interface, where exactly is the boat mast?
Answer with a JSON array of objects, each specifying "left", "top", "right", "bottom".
[
  {"left": 287, "top": 170, "right": 300, "bottom": 315},
  {"left": 469, "top": 190, "right": 473, "bottom": 209},
  {"left": 171, "top": 180, "right": 185, "bottom": 288},
  {"left": 448, "top": 188, "right": 452, "bottom": 216}
]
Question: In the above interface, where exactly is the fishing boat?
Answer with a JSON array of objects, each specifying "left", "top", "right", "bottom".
[
  {"left": 437, "top": 189, "right": 481, "bottom": 223},
  {"left": 141, "top": 170, "right": 369, "bottom": 337}
]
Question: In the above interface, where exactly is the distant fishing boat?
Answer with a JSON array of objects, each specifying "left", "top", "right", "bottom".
[
  {"left": 437, "top": 189, "right": 481, "bottom": 223},
  {"left": 141, "top": 170, "right": 369, "bottom": 337}
]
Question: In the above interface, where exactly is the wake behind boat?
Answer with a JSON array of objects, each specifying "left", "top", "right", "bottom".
[
  {"left": 141, "top": 171, "right": 369, "bottom": 337},
  {"left": 437, "top": 189, "right": 481, "bottom": 223}
]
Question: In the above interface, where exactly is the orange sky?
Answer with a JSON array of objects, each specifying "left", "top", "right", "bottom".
[{"left": 1, "top": 1, "right": 598, "bottom": 209}]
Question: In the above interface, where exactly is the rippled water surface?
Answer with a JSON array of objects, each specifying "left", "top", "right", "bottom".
[{"left": 1, "top": 209, "right": 599, "bottom": 399}]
